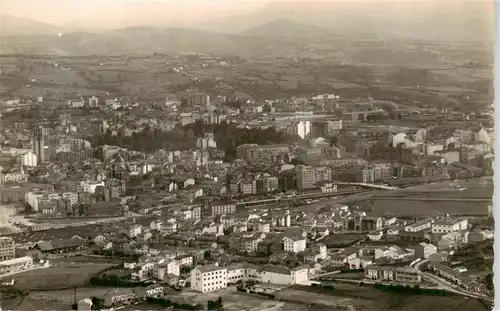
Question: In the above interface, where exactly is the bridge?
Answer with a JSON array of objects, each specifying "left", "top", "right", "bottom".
[{"left": 335, "top": 182, "right": 397, "bottom": 190}]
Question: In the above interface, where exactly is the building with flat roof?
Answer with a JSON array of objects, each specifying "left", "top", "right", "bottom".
[{"left": 0, "top": 237, "right": 15, "bottom": 261}]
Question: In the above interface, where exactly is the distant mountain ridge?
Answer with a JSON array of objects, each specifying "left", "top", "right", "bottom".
[
  {"left": 238, "top": 19, "right": 334, "bottom": 38},
  {"left": 0, "top": 14, "right": 64, "bottom": 36}
]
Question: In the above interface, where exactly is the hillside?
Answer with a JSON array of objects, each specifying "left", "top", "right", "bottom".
[
  {"left": 0, "top": 14, "right": 63, "bottom": 37},
  {"left": 239, "top": 19, "right": 334, "bottom": 39}
]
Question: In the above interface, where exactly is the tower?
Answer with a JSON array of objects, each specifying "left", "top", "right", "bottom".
[{"left": 32, "top": 126, "right": 50, "bottom": 164}]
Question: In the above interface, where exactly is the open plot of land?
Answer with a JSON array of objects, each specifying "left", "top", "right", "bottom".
[
  {"left": 16, "top": 287, "right": 143, "bottom": 311},
  {"left": 166, "top": 288, "right": 315, "bottom": 311},
  {"left": 3, "top": 263, "right": 112, "bottom": 290},
  {"left": 320, "top": 233, "right": 366, "bottom": 248},
  {"left": 279, "top": 283, "right": 490, "bottom": 311}
]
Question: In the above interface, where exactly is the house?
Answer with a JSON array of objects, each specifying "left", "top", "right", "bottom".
[
  {"left": 136, "top": 284, "right": 164, "bottom": 299},
  {"left": 404, "top": 219, "right": 433, "bottom": 232},
  {"left": 283, "top": 234, "right": 306, "bottom": 254},
  {"left": 367, "top": 231, "right": 383, "bottom": 241},
  {"left": 103, "top": 289, "right": 136, "bottom": 307},
  {"left": 302, "top": 243, "right": 327, "bottom": 262},
  {"left": 190, "top": 264, "right": 227, "bottom": 293},
  {"left": 77, "top": 298, "right": 93, "bottom": 311},
  {"left": 374, "top": 245, "right": 413, "bottom": 261},
  {"left": 429, "top": 263, "right": 472, "bottom": 287},
  {"left": 157, "top": 260, "right": 180, "bottom": 280},
  {"left": 412, "top": 242, "right": 437, "bottom": 259},
  {"left": 131, "top": 262, "right": 156, "bottom": 282},
  {"left": 176, "top": 254, "right": 194, "bottom": 267}
]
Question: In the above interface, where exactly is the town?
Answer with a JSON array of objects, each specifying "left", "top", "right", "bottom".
[{"left": 0, "top": 3, "right": 495, "bottom": 311}]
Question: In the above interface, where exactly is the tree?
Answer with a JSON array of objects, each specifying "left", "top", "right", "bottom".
[{"left": 216, "top": 296, "right": 223, "bottom": 310}]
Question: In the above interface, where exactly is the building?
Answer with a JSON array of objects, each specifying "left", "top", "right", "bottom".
[
  {"left": 0, "top": 256, "right": 34, "bottom": 275},
  {"left": 190, "top": 264, "right": 227, "bottom": 293},
  {"left": 283, "top": 235, "right": 306, "bottom": 254},
  {"left": 260, "top": 265, "right": 309, "bottom": 285},
  {"left": 404, "top": 219, "right": 433, "bottom": 232},
  {"left": 226, "top": 262, "right": 260, "bottom": 285},
  {"left": 296, "top": 165, "right": 332, "bottom": 190},
  {"left": 32, "top": 126, "right": 51, "bottom": 164},
  {"left": 431, "top": 218, "right": 468, "bottom": 233},
  {"left": 235, "top": 144, "right": 289, "bottom": 164},
  {"left": 0, "top": 237, "right": 15, "bottom": 261},
  {"left": 77, "top": 298, "right": 93, "bottom": 311},
  {"left": 365, "top": 265, "right": 422, "bottom": 283},
  {"left": 291, "top": 121, "right": 311, "bottom": 139},
  {"left": 413, "top": 242, "right": 437, "bottom": 259},
  {"left": 211, "top": 202, "right": 236, "bottom": 216},
  {"left": 103, "top": 289, "right": 136, "bottom": 307}
]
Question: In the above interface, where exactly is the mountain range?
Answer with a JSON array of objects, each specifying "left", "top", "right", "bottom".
[{"left": 0, "top": 1, "right": 494, "bottom": 56}]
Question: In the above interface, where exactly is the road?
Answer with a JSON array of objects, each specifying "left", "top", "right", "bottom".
[{"left": 414, "top": 259, "right": 493, "bottom": 302}]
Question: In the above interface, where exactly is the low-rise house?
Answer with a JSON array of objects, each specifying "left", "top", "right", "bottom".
[
  {"left": 136, "top": 284, "right": 164, "bottom": 299},
  {"left": 103, "top": 289, "right": 136, "bottom": 307},
  {"left": 367, "top": 231, "right": 383, "bottom": 241}
]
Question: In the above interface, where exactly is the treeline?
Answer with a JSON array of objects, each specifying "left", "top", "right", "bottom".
[
  {"left": 89, "top": 274, "right": 147, "bottom": 287},
  {"left": 374, "top": 283, "right": 452, "bottom": 296},
  {"left": 186, "top": 120, "right": 300, "bottom": 160},
  {"left": 90, "top": 121, "right": 300, "bottom": 160},
  {"left": 145, "top": 297, "right": 204, "bottom": 310}
]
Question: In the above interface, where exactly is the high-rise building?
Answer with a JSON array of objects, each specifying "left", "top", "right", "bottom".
[
  {"left": 0, "top": 237, "right": 15, "bottom": 261},
  {"left": 32, "top": 126, "right": 50, "bottom": 164}
]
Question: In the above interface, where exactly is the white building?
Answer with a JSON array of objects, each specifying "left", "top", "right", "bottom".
[
  {"left": 0, "top": 256, "right": 33, "bottom": 275},
  {"left": 260, "top": 265, "right": 309, "bottom": 285},
  {"left": 190, "top": 264, "right": 227, "bottom": 293},
  {"left": 431, "top": 218, "right": 468, "bottom": 234},
  {"left": 227, "top": 263, "right": 260, "bottom": 284},
  {"left": 283, "top": 235, "right": 306, "bottom": 254},
  {"left": 17, "top": 150, "right": 37, "bottom": 167}
]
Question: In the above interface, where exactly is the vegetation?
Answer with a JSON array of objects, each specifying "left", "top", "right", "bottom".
[
  {"left": 207, "top": 296, "right": 224, "bottom": 310},
  {"left": 145, "top": 297, "right": 204, "bottom": 310},
  {"left": 373, "top": 283, "right": 452, "bottom": 296},
  {"left": 89, "top": 274, "right": 148, "bottom": 287},
  {"left": 90, "top": 120, "right": 300, "bottom": 160}
]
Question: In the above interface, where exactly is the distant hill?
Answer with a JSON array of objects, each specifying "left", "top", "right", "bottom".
[
  {"left": 199, "top": 2, "right": 494, "bottom": 43},
  {"left": 0, "top": 14, "right": 63, "bottom": 36},
  {"left": 239, "top": 19, "right": 334, "bottom": 39}
]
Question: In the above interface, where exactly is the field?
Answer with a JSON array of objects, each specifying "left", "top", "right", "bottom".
[
  {"left": 277, "top": 283, "right": 490, "bottom": 311},
  {"left": 16, "top": 287, "right": 143, "bottom": 311},
  {"left": 320, "top": 233, "right": 366, "bottom": 248},
  {"left": 165, "top": 288, "right": 322, "bottom": 311},
  {"left": 1, "top": 262, "right": 113, "bottom": 291}
]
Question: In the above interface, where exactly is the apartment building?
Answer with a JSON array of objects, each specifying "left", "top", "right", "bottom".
[
  {"left": 190, "top": 264, "right": 228, "bottom": 293},
  {"left": 431, "top": 218, "right": 468, "bottom": 234},
  {"left": 211, "top": 202, "right": 237, "bottom": 216},
  {"left": 226, "top": 263, "right": 260, "bottom": 284},
  {"left": 295, "top": 165, "right": 332, "bottom": 190},
  {"left": 412, "top": 242, "right": 438, "bottom": 259},
  {"left": 365, "top": 265, "right": 422, "bottom": 283},
  {"left": 283, "top": 235, "right": 306, "bottom": 254},
  {"left": 0, "top": 237, "right": 15, "bottom": 261}
]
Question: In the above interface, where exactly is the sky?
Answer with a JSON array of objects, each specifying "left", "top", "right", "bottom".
[
  {"left": 1, "top": 0, "right": 270, "bottom": 29},
  {"left": 1, "top": 0, "right": 494, "bottom": 31}
]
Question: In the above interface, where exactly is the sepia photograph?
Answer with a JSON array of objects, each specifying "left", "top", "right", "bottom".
[{"left": 0, "top": 0, "right": 496, "bottom": 310}]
